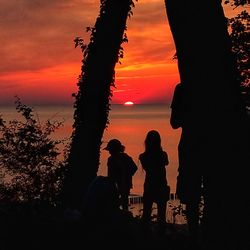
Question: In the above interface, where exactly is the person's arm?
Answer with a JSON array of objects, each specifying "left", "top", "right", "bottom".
[
  {"left": 139, "top": 154, "right": 148, "bottom": 171},
  {"left": 127, "top": 155, "right": 138, "bottom": 176},
  {"left": 107, "top": 157, "right": 117, "bottom": 180},
  {"left": 107, "top": 157, "right": 112, "bottom": 177},
  {"left": 163, "top": 151, "right": 169, "bottom": 166}
]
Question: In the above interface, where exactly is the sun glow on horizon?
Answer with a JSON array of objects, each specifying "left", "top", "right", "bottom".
[{"left": 124, "top": 101, "right": 134, "bottom": 106}]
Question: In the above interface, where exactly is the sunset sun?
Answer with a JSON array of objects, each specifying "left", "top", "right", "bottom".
[{"left": 123, "top": 101, "right": 134, "bottom": 106}]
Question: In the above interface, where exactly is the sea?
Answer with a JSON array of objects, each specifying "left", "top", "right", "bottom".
[
  {"left": 0, "top": 103, "right": 181, "bottom": 196},
  {"left": 1, "top": 103, "right": 186, "bottom": 223}
]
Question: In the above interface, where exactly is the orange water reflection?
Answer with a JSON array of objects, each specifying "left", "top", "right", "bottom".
[
  {"left": 1, "top": 104, "right": 181, "bottom": 196},
  {"left": 100, "top": 104, "right": 181, "bottom": 195}
]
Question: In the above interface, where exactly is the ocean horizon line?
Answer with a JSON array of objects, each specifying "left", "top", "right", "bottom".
[{"left": 1, "top": 102, "right": 171, "bottom": 108}]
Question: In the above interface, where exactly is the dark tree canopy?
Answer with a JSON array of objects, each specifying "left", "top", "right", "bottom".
[
  {"left": 225, "top": 1, "right": 250, "bottom": 109},
  {"left": 225, "top": 0, "right": 250, "bottom": 6}
]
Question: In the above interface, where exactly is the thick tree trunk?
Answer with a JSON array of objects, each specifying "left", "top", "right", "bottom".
[
  {"left": 63, "top": 0, "right": 134, "bottom": 209},
  {"left": 165, "top": 0, "right": 249, "bottom": 248}
]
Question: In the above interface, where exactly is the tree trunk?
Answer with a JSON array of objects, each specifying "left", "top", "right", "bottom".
[
  {"left": 63, "top": 0, "right": 135, "bottom": 209},
  {"left": 165, "top": 0, "right": 249, "bottom": 248}
]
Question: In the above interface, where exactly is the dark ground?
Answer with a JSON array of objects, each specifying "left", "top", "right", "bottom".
[
  {"left": 1, "top": 204, "right": 198, "bottom": 250},
  {"left": 2, "top": 203, "right": 249, "bottom": 250}
]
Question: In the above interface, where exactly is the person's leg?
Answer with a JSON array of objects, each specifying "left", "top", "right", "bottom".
[
  {"left": 120, "top": 192, "right": 129, "bottom": 211},
  {"left": 142, "top": 196, "right": 153, "bottom": 223},
  {"left": 156, "top": 200, "right": 167, "bottom": 236},
  {"left": 157, "top": 201, "right": 167, "bottom": 224}
]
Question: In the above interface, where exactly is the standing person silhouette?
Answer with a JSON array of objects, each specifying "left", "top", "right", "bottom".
[
  {"left": 139, "top": 130, "right": 170, "bottom": 227},
  {"left": 104, "top": 139, "right": 138, "bottom": 211},
  {"left": 170, "top": 82, "right": 203, "bottom": 243}
]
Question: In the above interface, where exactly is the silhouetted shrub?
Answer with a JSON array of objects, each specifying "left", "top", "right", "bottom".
[{"left": 0, "top": 97, "right": 68, "bottom": 205}]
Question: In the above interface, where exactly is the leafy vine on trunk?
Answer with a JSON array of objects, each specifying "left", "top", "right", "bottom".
[{"left": 63, "top": 0, "right": 137, "bottom": 209}]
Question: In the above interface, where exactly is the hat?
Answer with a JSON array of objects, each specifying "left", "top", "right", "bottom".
[{"left": 104, "top": 139, "right": 125, "bottom": 152}]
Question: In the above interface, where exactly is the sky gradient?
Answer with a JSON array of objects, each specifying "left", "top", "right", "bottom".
[{"left": 0, "top": 0, "right": 239, "bottom": 105}]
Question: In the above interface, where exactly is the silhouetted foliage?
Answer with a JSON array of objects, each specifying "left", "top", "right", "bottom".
[
  {"left": 225, "top": 1, "right": 250, "bottom": 109},
  {"left": 224, "top": 0, "right": 250, "bottom": 6},
  {"left": 0, "top": 97, "right": 68, "bottom": 204},
  {"left": 73, "top": 0, "right": 137, "bottom": 128},
  {"left": 228, "top": 11, "right": 249, "bottom": 86}
]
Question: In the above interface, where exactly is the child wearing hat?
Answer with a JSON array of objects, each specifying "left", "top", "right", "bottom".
[{"left": 104, "top": 139, "right": 138, "bottom": 211}]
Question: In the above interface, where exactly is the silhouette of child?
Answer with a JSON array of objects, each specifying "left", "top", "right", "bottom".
[
  {"left": 104, "top": 139, "right": 138, "bottom": 211},
  {"left": 139, "top": 130, "right": 170, "bottom": 226}
]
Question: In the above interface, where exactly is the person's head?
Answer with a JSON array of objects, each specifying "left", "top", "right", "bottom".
[
  {"left": 104, "top": 139, "right": 125, "bottom": 154},
  {"left": 144, "top": 130, "right": 162, "bottom": 152}
]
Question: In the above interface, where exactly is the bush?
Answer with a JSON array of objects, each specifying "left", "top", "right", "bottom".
[{"left": 0, "top": 97, "right": 68, "bottom": 205}]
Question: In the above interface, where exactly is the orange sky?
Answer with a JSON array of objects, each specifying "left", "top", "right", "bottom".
[{"left": 0, "top": 0, "right": 240, "bottom": 105}]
